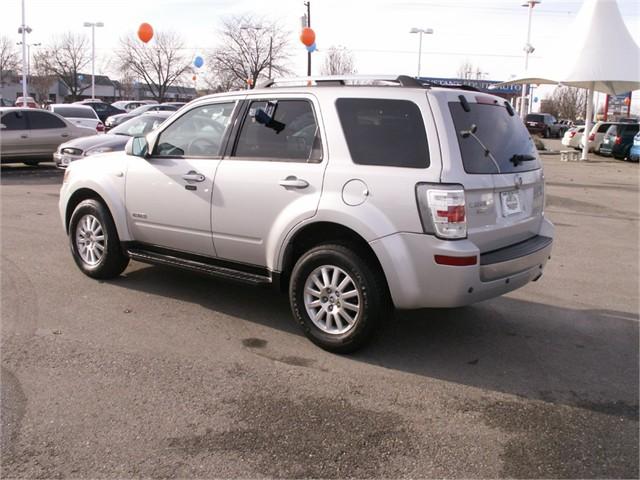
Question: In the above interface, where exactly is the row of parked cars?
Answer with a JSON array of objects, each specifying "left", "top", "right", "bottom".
[
  {"left": 0, "top": 98, "right": 185, "bottom": 166},
  {"left": 561, "top": 119, "right": 640, "bottom": 161}
]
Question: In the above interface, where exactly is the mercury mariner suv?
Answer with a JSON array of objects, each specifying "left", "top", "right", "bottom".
[{"left": 59, "top": 75, "right": 554, "bottom": 352}]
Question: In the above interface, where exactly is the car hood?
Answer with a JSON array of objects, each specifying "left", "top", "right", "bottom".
[
  {"left": 108, "top": 113, "right": 133, "bottom": 122},
  {"left": 59, "top": 134, "right": 130, "bottom": 153}
]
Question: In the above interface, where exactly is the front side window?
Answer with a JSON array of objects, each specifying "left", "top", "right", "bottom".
[
  {"left": 1, "top": 110, "right": 28, "bottom": 130},
  {"left": 233, "top": 99, "right": 322, "bottom": 162},
  {"left": 27, "top": 111, "right": 66, "bottom": 129},
  {"left": 336, "top": 98, "right": 429, "bottom": 168},
  {"left": 155, "top": 102, "right": 235, "bottom": 157}
]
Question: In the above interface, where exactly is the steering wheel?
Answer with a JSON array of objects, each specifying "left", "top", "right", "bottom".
[{"left": 187, "top": 136, "right": 219, "bottom": 156}]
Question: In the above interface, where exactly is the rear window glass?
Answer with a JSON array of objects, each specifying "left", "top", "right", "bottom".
[
  {"left": 525, "top": 114, "right": 544, "bottom": 123},
  {"left": 449, "top": 101, "right": 541, "bottom": 174},
  {"left": 336, "top": 98, "right": 429, "bottom": 168},
  {"left": 597, "top": 124, "right": 610, "bottom": 133},
  {"left": 54, "top": 106, "right": 97, "bottom": 119},
  {"left": 27, "top": 111, "right": 66, "bottom": 129},
  {"left": 605, "top": 125, "right": 619, "bottom": 135}
]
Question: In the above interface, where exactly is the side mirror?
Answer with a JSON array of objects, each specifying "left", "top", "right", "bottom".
[{"left": 125, "top": 136, "right": 149, "bottom": 157}]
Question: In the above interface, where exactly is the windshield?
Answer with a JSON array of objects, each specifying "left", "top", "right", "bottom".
[
  {"left": 449, "top": 101, "right": 541, "bottom": 174},
  {"left": 110, "top": 115, "right": 166, "bottom": 136},
  {"left": 129, "top": 105, "right": 154, "bottom": 115}
]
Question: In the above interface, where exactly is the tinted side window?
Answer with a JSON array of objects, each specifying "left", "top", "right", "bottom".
[
  {"left": 336, "top": 98, "right": 429, "bottom": 168},
  {"left": 234, "top": 100, "right": 322, "bottom": 162},
  {"left": 54, "top": 106, "right": 97, "bottom": 119},
  {"left": 27, "top": 111, "right": 66, "bottom": 129},
  {"left": 1, "top": 111, "right": 28, "bottom": 130},
  {"left": 155, "top": 102, "right": 235, "bottom": 157},
  {"left": 598, "top": 124, "right": 610, "bottom": 133}
]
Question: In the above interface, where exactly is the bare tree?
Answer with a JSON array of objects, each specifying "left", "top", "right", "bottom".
[
  {"left": 457, "top": 60, "right": 486, "bottom": 80},
  {"left": 29, "top": 54, "right": 56, "bottom": 103},
  {"left": 117, "top": 31, "right": 192, "bottom": 102},
  {"left": 207, "top": 14, "right": 290, "bottom": 90},
  {"left": 542, "top": 86, "right": 586, "bottom": 120},
  {"left": 0, "top": 35, "right": 20, "bottom": 86},
  {"left": 36, "top": 33, "right": 91, "bottom": 101},
  {"left": 321, "top": 46, "right": 356, "bottom": 76}
]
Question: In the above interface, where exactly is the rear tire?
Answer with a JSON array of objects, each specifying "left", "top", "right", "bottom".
[
  {"left": 69, "top": 199, "right": 129, "bottom": 279},
  {"left": 289, "top": 244, "right": 385, "bottom": 353}
]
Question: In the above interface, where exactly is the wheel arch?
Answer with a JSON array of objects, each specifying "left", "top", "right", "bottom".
[
  {"left": 277, "top": 221, "right": 390, "bottom": 298},
  {"left": 64, "top": 187, "right": 130, "bottom": 241}
]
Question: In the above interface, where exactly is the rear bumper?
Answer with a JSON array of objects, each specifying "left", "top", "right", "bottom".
[{"left": 370, "top": 218, "right": 554, "bottom": 309}]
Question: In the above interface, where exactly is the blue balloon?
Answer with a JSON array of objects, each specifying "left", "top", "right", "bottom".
[
  {"left": 194, "top": 56, "right": 204, "bottom": 68},
  {"left": 306, "top": 42, "right": 316, "bottom": 53}
]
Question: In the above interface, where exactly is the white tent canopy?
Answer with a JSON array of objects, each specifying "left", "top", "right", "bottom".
[{"left": 495, "top": 0, "right": 640, "bottom": 160}]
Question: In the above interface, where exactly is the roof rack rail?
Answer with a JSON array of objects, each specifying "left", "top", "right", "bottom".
[{"left": 258, "top": 75, "right": 431, "bottom": 89}]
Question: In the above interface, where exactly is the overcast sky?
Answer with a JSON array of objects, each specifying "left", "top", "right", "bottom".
[{"left": 3, "top": 0, "right": 639, "bottom": 105}]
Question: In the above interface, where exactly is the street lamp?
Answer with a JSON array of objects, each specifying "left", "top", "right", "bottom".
[
  {"left": 17, "top": 42, "right": 41, "bottom": 77},
  {"left": 83, "top": 21, "right": 104, "bottom": 99},
  {"left": 18, "top": 0, "right": 32, "bottom": 104},
  {"left": 410, "top": 27, "right": 434, "bottom": 78},
  {"left": 520, "top": 0, "right": 541, "bottom": 118}
]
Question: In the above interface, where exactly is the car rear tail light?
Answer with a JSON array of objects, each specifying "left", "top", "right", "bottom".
[
  {"left": 416, "top": 184, "right": 467, "bottom": 239},
  {"left": 588, "top": 133, "right": 595, "bottom": 141},
  {"left": 615, "top": 136, "right": 622, "bottom": 145},
  {"left": 96, "top": 122, "right": 105, "bottom": 133},
  {"left": 569, "top": 131, "right": 576, "bottom": 138}
]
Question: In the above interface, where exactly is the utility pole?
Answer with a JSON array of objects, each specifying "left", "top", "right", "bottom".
[
  {"left": 519, "top": 0, "right": 540, "bottom": 118},
  {"left": 268, "top": 36, "right": 273, "bottom": 79},
  {"left": 304, "top": 1, "right": 311, "bottom": 76}
]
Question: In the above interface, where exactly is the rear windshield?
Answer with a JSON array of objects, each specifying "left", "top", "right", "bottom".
[
  {"left": 525, "top": 114, "right": 544, "bottom": 123},
  {"left": 336, "top": 98, "right": 430, "bottom": 168},
  {"left": 449, "top": 101, "right": 541, "bottom": 174},
  {"left": 605, "top": 125, "right": 619, "bottom": 136},
  {"left": 54, "top": 106, "right": 96, "bottom": 119}
]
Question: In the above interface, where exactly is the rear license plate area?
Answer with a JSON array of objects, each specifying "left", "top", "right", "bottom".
[{"left": 500, "top": 190, "right": 523, "bottom": 216}]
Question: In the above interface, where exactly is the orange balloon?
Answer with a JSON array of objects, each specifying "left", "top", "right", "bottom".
[
  {"left": 300, "top": 27, "right": 315, "bottom": 47},
  {"left": 137, "top": 23, "right": 154, "bottom": 43}
]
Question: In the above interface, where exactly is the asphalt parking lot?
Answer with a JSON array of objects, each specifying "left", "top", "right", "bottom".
[{"left": 2, "top": 140, "right": 638, "bottom": 478}]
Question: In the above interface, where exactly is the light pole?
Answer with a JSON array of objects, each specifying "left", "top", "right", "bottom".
[
  {"left": 17, "top": 42, "right": 41, "bottom": 77},
  {"left": 83, "top": 21, "right": 104, "bottom": 99},
  {"left": 18, "top": 0, "right": 32, "bottom": 104},
  {"left": 520, "top": 0, "right": 540, "bottom": 118},
  {"left": 410, "top": 27, "right": 434, "bottom": 78}
]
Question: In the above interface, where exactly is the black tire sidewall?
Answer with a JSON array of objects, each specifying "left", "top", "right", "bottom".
[
  {"left": 68, "top": 199, "right": 128, "bottom": 279},
  {"left": 289, "top": 244, "right": 382, "bottom": 353}
]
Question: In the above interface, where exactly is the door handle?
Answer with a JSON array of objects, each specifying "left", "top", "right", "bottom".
[
  {"left": 61, "top": 134, "right": 69, "bottom": 138},
  {"left": 279, "top": 176, "right": 309, "bottom": 189},
  {"left": 20, "top": 135, "right": 28, "bottom": 139},
  {"left": 182, "top": 171, "right": 206, "bottom": 182}
]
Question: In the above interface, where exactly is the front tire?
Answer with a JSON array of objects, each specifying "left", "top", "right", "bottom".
[
  {"left": 69, "top": 199, "right": 129, "bottom": 279},
  {"left": 289, "top": 244, "right": 385, "bottom": 353}
]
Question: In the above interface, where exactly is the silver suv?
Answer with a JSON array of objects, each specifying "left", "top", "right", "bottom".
[{"left": 59, "top": 75, "right": 554, "bottom": 352}]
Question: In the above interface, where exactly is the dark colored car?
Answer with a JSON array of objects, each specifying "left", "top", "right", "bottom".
[
  {"left": 524, "top": 113, "right": 563, "bottom": 138},
  {"left": 599, "top": 122, "right": 640, "bottom": 160},
  {"left": 74, "top": 100, "right": 126, "bottom": 123},
  {"left": 104, "top": 104, "right": 179, "bottom": 130},
  {"left": 53, "top": 111, "right": 173, "bottom": 168}
]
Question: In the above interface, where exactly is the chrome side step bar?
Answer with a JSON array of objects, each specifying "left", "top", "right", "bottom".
[{"left": 126, "top": 248, "right": 272, "bottom": 286}]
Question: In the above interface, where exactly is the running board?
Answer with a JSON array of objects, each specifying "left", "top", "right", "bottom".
[{"left": 126, "top": 248, "right": 272, "bottom": 286}]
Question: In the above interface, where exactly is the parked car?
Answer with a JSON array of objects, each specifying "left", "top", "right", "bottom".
[
  {"left": 584, "top": 121, "right": 620, "bottom": 153},
  {"left": 73, "top": 100, "right": 126, "bottom": 123},
  {"left": 599, "top": 122, "right": 640, "bottom": 160},
  {"left": 59, "top": 75, "right": 554, "bottom": 352},
  {"left": 561, "top": 126, "right": 585, "bottom": 150},
  {"left": 111, "top": 101, "right": 148, "bottom": 112},
  {"left": 54, "top": 111, "right": 173, "bottom": 168},
  {"left": 47, "top": 104, "right": 105, "bottom": 133},
  {"left": 162, "top": 102, "right": 188, "bottom": 108},
  {"left": 104, "top": 104, "right": 179, "bottom": 130},
  {"left": 14, "top": 96, "right": 38, "bottom": 108},
  {"left": 0, "top": 97, "right": 14, "bottom": 107},
  {"left": 524, "top": 113, "right": 563, "bottom": 138},
  {"left": 628, "top": 132, "right": 640, "bottom": 162},
  {"left": 0, "top": 107, "right": 94, "bottom": 165}
]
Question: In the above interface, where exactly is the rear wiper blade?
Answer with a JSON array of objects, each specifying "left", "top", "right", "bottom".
[{"left": 510, "top": 154, "right": 536, "bottom": 166}]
